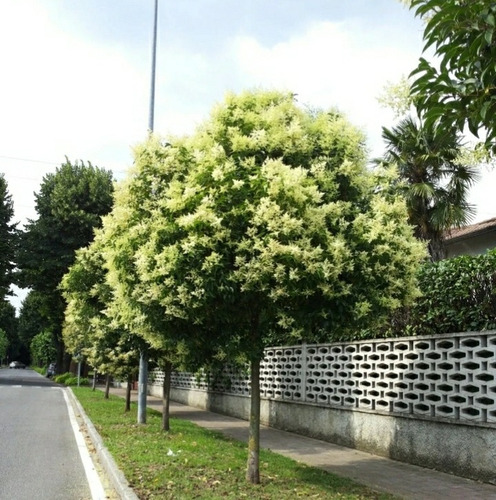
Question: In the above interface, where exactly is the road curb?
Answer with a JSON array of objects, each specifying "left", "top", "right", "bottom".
[{"left": 67, "top": 388, "right": 139, "bottom": 500}]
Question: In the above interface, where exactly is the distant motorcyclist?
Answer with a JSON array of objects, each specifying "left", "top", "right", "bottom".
[{"left": 46, "top": 362, "right": 56, "bottom": 378}]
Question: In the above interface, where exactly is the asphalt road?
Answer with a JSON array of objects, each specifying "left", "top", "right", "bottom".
[{"left": 0, "top": 368, "right": 94, "bottom": 500}]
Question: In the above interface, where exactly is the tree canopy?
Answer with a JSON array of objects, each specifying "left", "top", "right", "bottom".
[
  {"left": 30, "top": 330, "right": 57, "bottom": 368},
  {"left": 409, "top": 1, "right": 496, "bottom": 146},
  {"left": 17, "top": 159, "right": 114, "bottom": 292},
  {"left": 125, "top": 91, "right": 425, "bottom": 343}
]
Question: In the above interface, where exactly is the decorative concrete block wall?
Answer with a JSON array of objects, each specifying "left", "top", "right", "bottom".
[
  {"left": 149, "top": 331, "right": 496, "bottom": 482},
  {"left": 151, "top": 331, "right": 496, "bottom": 427}
]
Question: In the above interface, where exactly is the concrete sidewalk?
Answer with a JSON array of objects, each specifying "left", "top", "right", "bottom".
[{"left": 106, "top": 387, "right": 496, "bottom": 500}]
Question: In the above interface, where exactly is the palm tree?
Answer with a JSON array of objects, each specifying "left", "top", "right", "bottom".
[{"left": 378, "top": 116, "right": 478, "bottom": 261}]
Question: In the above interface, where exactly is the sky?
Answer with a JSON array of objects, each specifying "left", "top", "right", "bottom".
[{"left": 1, "top": 0, "right": 495, "bottom": 308}]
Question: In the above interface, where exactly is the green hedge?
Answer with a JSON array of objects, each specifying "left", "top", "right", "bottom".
[{"left": 381, "top": 249, "right": 496, "bottom": 337}]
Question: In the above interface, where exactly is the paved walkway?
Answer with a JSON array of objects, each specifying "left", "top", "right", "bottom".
[{"left": 106, "top": 387, "right": 496, "bottom": 500}]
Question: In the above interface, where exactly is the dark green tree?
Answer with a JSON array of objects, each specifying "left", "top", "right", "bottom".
[
  {"left": 0, "top": 328, "right": 8, "bottom": 365},
  {"left": 378, "top": 116, "right": 478, "bottom": 260},
  {"left": 0, "top": 299, "right": 19, "bottom": 362},
  {"left": 30, "top": 330, "right": 57, "bottom": 368},
  {"left": 0, "top": 174, "right": 17, "bottom": 300},
  {"left": 16, "top": 159, "right": 114, "bottom": 370},
  {"left": 17, "top": 291, "right": 51, "bottom": 361},
  {"left": 409, "top": 1, "right": 496, "bottom": 147}
]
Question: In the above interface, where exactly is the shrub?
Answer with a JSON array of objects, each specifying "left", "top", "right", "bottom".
[
  {"left": 64, "top": 376, "right": 89, "bottom": 386},
  {"left": 379, "top": 249, "right": 496, "bottom": 337},
  {"left": 54, "top": 372, "right": 73, "bottom": 384},
  {"left": 54, "top": 372, "right": 90, "bottom": 386}
]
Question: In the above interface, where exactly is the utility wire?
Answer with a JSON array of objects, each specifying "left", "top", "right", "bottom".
[{"left": 0, "top": 154, "right": 58, "bottom": 165}]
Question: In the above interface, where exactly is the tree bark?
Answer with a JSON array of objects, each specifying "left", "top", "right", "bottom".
[
  {"left": 125, "top": 374, "right": 132, "bottom": 412},
  {"left": 162, "top": 361, "right": 172, "bottom": 431},
  {"left": 428, "top": 236, "right": 447, "bottom": 262},
  {"left": 104, "top": 373, "right": 111, "bottom": 399},
  {"left": 92, "top": 370, "right": 97, "bottom": 391},
  {"left": 246, "top": 357, "right": 261, "bottom": 484}
]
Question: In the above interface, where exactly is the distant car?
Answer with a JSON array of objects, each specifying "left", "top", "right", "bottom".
[{"left": 9, "top": 361, "right": 26, "bottom": 369}]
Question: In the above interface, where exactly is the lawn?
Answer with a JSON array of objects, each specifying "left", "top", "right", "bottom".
[{"left": 72, "top": 387, "right": 396, "bottom": 500}]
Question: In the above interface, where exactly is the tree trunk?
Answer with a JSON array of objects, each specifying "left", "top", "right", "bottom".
[
  {"left": 92, "top": 370, "right": 97, "bottom": 391},
  {"left": 63, "top": 352, "right": 72, "bottom": 374},
  {"left": 246, "top": 357, "right": 261, "bottom": 484},
  {"left": 162, "top": 361, "right": 172, "bottom": 431},
  {"left": 104, "top": 373, "right": 111, "bottom": 399},
  {"left": 125, "top": 374, "right": 132, "bottom": 412},
  {"left": 428, "top": 236, "right": 447, "bottom": 262}
]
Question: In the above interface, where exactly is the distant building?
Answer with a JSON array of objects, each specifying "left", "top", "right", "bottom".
[{"left": 445, "top": 217, "right": 496, "bottom": 258}]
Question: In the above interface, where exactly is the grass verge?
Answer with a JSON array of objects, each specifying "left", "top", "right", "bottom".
[{"left": 72, "top": 387, "right": 397, "bottom": 500}]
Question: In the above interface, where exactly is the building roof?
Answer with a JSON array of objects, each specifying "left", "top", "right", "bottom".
[{"left": 446, "top": 217, "right": 496, "bottom": 242}]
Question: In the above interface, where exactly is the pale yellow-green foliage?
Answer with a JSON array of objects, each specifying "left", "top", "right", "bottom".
[
  {"left": 99, "top": 90, "right": 426, "bottom": 350},
  {"left": 377, "top": 76, "right": 414, "bottom": 119},
  {"left": 61, "top": 231, "right": 140, "bottom": 375}
]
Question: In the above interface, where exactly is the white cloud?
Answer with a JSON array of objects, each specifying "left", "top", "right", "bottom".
[
  {"left": 231, "top": 21, "right": 421, "bottom": 155},
  {"left": 468, "top": 167, "right": 496, "bottom": 223},
  {"left": 0, "top": 1, "right": 148, "bottom": 162},
  {"left": 0, "top": 1, "right": 151, "bottom": 228}
]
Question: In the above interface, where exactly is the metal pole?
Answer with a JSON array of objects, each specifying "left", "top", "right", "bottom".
[
  {"left": 148, "top": 0, "right": 158, "bottom": 132},
  {"left": 137, "top": 0, "right": 159, "bottom": 425},
  {"left": 138, "top": 350, "right": 148, "bottom": 424}
]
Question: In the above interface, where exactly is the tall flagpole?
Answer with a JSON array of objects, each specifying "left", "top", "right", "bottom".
[{"left": 138, "top": 0, "right": 158, "bottom": 425}]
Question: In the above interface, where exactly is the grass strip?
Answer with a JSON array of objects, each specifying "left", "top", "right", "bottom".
[{"left": 73, "top": 387, "right": 397, "bottom": 500}]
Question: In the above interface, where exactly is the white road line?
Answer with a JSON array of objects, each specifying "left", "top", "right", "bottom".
[
  {"left": 62, "top": 389, "right": 106, "bottom": 500},
  {"left": 3, "top": 385, "right": 61, "bottom": 389}
]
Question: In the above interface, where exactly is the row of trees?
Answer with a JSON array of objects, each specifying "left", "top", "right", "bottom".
[{"left": 61, "top": 90, "right": 426, "bottom": 483}]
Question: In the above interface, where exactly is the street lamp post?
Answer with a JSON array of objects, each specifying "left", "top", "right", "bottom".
[
  {"left": 138, "top": 0, "right": 159, "bottom": 425},
  {"left": 149, "top": 0, "right": 158, "bottom": 132}
]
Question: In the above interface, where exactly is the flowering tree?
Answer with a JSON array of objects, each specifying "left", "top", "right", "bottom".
[
  {"left": 117, "top": 90, "right": 425, "bottom": 483},
  {"left": 97, "top": 145, "right": 212, "bottom": 428},
  {"left": 61, "top": 231, "right": 143, "bottom": 406}
]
